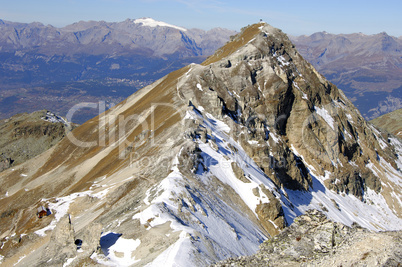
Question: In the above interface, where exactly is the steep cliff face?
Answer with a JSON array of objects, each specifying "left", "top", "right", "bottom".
[
  {"left": 0, "top": 22, "right": 401, "bottom": 266},
  {"left": 179, "top": 23, "right": 401, "bottom": 203}
]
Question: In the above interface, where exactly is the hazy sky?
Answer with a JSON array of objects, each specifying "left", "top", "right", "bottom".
[{"left": 0, "top": 0, "right": 401, "bottom": 36}]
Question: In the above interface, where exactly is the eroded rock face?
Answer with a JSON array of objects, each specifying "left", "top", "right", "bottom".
[
  {"left": 177, "top": 23, "right": 399, "bottom": 200},
  {"left": 77, "top": 222, "right": 102, "bottom": 256},
  {"left": 255, "top": 198, "right": 285, "bottom": 236},
  {"left": 40, "top": 214, "right": 76, "bottom": 265},
  {"left": 0, "top": 156, "right": 12, "bottom": 172},
  {"left": 231, "top": 162, "right": 251, "bottom": 183},
  {"left": 214, "top": 210, "right": 402, "bottom": 266}
]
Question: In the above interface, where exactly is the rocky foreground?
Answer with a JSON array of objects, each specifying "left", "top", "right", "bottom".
[{"left": 214, "top": 210, "right": 402, "bottom": 266}]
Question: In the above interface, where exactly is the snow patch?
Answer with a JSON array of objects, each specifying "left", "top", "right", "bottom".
[
  {"left": 346, "top": 113, "right": 353, "bottom": 123},
  {"left": 41, "top": 111, "right": 69, "bottom": 126},
  {"left": 269, "top": 132, "right": 280, "bottom": 144},
  {"left": 204, "top": 113, "right": 230, "bottom": 133},
  {"left": 196, "top": 83, "right": 203, "bottom": 91},
  {"left": 146, "top": 231, "right": 193, "bottom": 267},
  {"left": 14, "top": 255, "right": 26, "bottom": 266},
  {"left": 293, "top": 82, "right": 307, "bottom": 100},
  {"left": 315, "top": 106, "right": 335, "bottom": 130},
  {"left": 63, "top": 256, "right": 77, "bottom": 267},
  {"left": 247, "top": 140, "right": 259, "bottom": 145},
  {"left": 100, "top": 232, "right": 141, "bottom": 266},
  {"left": 277, "top": 55, "right": 290, "bottom": 66}
]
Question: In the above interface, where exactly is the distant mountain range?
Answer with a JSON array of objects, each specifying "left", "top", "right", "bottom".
[
  {"left": 290, "top": 32, "right": 402, "bottom": 119},
  {"left": 0, "top": 17, "right": 234, "bottom": 57},
  {"left": 0, "top": 18, "right": 401, "bottom": 123}
]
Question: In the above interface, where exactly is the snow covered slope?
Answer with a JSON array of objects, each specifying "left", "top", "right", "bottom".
[
  {"left": 0, "top": 22, "right": 401, "bottom": 266},
  {"left": 133, "top": 17, "right": 187, "bottom": 32}
]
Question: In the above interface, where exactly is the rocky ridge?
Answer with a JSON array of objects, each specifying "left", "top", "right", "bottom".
[
  {"left": 214, "top": 209, "right": 402, "bottom": 266},
  {"left": 0, "top": 22, "right": 401, "bottom": 266}
]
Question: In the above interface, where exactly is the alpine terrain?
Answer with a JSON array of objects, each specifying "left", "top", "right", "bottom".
[{"left": 0, "top": 22, "right": 401, "bottom": 266}]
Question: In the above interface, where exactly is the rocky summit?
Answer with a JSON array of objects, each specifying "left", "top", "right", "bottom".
[{"left": 0, "top": 22, "right": 401, "bottom": 266}]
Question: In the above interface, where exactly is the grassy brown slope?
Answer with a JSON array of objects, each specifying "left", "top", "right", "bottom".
[
  {"left": 202, "top": 23, "right": 264, "bottom": 66},
  {"left": 0, "top": 65, "right": 190, "bottom": 240},
  {"left": 21, "top": 65, "right": 189, "bottom": 196}
]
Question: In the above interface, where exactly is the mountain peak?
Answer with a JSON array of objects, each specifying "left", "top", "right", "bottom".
[
  {"left": 132, "top": 17, "right": 187, "bottom": 32},
  {"left": 202, "top": 22, "right": 280, "bottom": 65}
]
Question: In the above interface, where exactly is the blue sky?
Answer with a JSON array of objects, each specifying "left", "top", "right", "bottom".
[{"left": 0, "top": 0, "right": 401, "bottom": 36}]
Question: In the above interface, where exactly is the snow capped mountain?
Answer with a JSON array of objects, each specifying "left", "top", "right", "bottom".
[
  {"left": 0, "top": 22, "right": 401, "bottom": 266},
  {"left": 132, "top": 17, "right": 187, "bottom": 32}
]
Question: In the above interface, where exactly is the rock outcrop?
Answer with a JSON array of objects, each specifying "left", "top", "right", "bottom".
[
  {"left": 214, "top": 210, "right": 402, "bottom": 266},
  {"left": 40, "top": 214, "right": 77, "bottom": 265},
  {"left": 178, "top": 23, "right": 400, "bottom": 201}
]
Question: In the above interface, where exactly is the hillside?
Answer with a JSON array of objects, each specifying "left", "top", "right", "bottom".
[
  {"left": 370, "top": 108, "right": 402, "bottom": 138},
  {"left": 0, "top": 22, "right": 401, "bottom": 266},
  {"left": 0, "top": 110, "right": 75, "bottom": 172}
]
